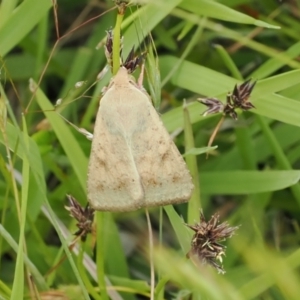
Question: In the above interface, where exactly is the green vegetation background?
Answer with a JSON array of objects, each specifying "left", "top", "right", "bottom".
[{"left": 0, "top": 0, "right": 300, "bottom": 299}]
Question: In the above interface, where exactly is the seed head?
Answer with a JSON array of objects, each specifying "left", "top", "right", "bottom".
[
  {"left": 65, "top": 195, "right": 94, "bottom": 241},
  {"left": 186, "top": 211, "right": 239, "bottom": 274}
]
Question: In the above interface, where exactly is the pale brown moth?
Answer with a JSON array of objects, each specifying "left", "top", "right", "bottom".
[{"left": 87, "top": 67, "right": 194, "bottom": 212}]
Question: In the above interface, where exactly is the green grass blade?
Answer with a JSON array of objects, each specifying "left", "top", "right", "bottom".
[
  {"left": 200, "top": 170, "right": 300, "bottom": 194},
  {"left": 11, "top": 115, "right": 30, "bottom": 299},
  {"left": 0, "top": 0, "right": 52, "bottom": 56},
  {"left": 31, "top": 79, "right": 88, "bottom": 191},
  {"left": 96, "top": 212, "right": 109, "bottom": 300},
  {"left": 179, "top": 0, "right": 279, "bottom": 28},
  {"left": 164, "top": 205, "right": 192, "bottom": 254},
  {"left": 160, "top": 56, "right": 300, "bottom": 131},
  {"left": 183, "top": 102, "right": 201, "bottom": 223},
  {"left": 251, "top": 40, "right": 300, "bottom": 79},
  {"left": 123, "top": 0, "right": 183, "bottom": 54},
  {"left": 0, "top": 0, "right": 19, "bottom": 27},
  {"left": 0, "top": 224, "right": 48, "bottom": 290},
  {"left": 257, "top": 116, "right": 300, "bottom": 207}
]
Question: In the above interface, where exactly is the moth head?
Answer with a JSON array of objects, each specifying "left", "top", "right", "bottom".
[{"left": 112, "top": 66, "right": 136, "bottom": 87}]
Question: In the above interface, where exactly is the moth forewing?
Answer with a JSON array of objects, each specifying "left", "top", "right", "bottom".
[
  {"left": 132, "top": 99, "right": 194, "bottom": 207},
  {"left": 87, "top": 67, "right": 194, "bottom": 212}
]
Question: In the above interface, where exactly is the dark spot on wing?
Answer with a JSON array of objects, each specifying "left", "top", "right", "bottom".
[
  {"left": 96, "top": 182, "right": 105, "bottom": 190},
  {"left": 172, "top": 173, "right": 181, "bottom": 183}
]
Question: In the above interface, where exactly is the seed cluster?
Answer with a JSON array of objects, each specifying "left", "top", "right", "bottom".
[
  {"left": 198, "top": 79, "right": 256, "bottom": 120},
  {"left": 65, "top": 195, "right": 95, "bottom": 241},
  {"left": 186, "top": 211, "right": 239, "bottom": 274}
]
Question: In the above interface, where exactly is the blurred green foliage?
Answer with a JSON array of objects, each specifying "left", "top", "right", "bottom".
[{"left": 1, "top": 0, "right": 300, "bottom": 299}]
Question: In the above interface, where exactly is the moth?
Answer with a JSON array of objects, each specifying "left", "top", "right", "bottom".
[{"left": 87, "top": 67, "right": 194, "bottom": 212}]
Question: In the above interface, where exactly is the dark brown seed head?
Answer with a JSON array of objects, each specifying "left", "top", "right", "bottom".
[
  {"left": 231, "top": 79, "right": 256, "bottom": 110},
  {"left": 122, "top": 47, "right": 146, "bottom": 74},
  {"left": 197, "top": 97, "right": 224, "bottom": 116},
  {"left": 198, "top": 79, "right": 256, "bottom": 120},
  {"left": 65, "top": 195, "right": 95, "bottom": 241},
  {"left": 186, "top": 211, "right": 239, "bottom": 274}
]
